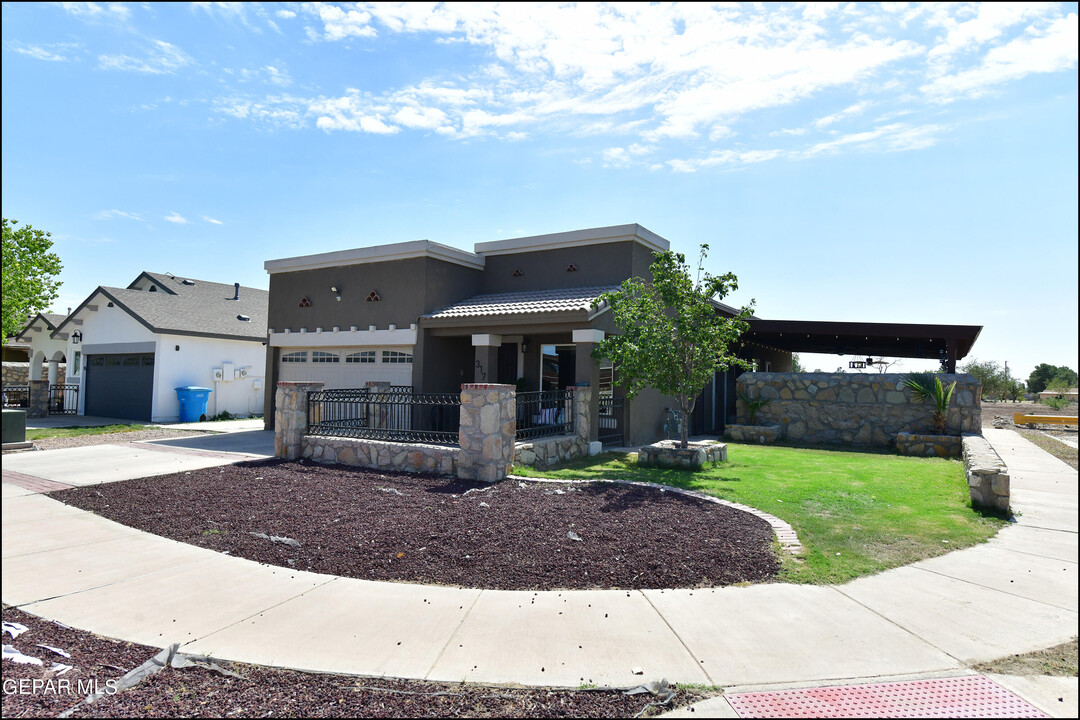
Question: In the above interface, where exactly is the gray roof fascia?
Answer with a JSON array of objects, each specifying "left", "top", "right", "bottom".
[
  {"left": 420, "top": 308, "right": 591, "bottom": 329},
  {"left": 127, "top": 271, "right": 178, "bottom": 294},
  {"left": 15, "top": 313, "right": 54, "bottom": 341},
  {"left": 264, "top": 239, "right": 484, "bottom": 274},
  {"left": 474, "top": 224, "right": 669, "bottom": 257}
]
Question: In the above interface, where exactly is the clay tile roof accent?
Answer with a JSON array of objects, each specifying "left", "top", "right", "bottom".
[{"left": 424, "top": 285, "right": 621, "bottom": 320}]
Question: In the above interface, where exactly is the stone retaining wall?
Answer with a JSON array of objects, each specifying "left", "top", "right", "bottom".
[
  {"left": 1, "top": 362, "right": 65, "bottom": 386},
  {"left": 514, "top": 434, "right": 588, "bottom": 466},
  {"left": 896, "top": 432, "right": 963, "bottom": 458},
  {"left": 459, "top": 384, "right": 516, "bottom": 482},
  {"left": 724, "top": 424, "right": 782, "bottom": 444},
  {"left": 639, "top": 440, "right": 727, "bottom": 469},
  {"left": 302, "top": 436, "right": 459, "bottom": 476},
  {"left": 736, "top": 372, "right": 981, "bottom": 447},
  {"left": 963, "top": 434, "right": 1010, "bottom": 513}
]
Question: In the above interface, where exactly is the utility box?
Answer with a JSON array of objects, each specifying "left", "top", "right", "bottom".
[
  {"left": 2, "top": 409, "right": 27, "bottom": 444},
  {"left": 175, "top": 387, "right": 212, "bottom": 423}
]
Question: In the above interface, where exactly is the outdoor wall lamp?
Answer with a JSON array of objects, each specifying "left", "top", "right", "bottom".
[
  {"left": 330, "top": 286, "right": 342, "bottom": 301},
  {"left": 72, "top": 330, "right": 82, "bottom": 344},
  {"left": 521, "top": 337, "right": 530, "bottom": 353}
]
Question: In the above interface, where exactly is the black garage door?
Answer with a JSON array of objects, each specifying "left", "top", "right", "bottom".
[{"left": 84, "top": 353, "right": 155, "bottom": 421}]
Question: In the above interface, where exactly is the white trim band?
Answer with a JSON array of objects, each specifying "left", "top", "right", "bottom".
[{"left": 270, "top": 326, "right": 417, "bottom": 348}]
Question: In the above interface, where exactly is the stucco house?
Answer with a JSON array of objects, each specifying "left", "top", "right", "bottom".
[
  {"left": 49, "top": 272, "right": 269, "bottom": 422},
  {"left": 263, "top": 224, "right": 784, "bottom": 444},
  {"left": 11, "top": 312, "right": 70, "bottom": 385}
]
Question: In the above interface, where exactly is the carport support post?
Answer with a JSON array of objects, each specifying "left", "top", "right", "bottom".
[
  {"left": 573, "top": 329, "right": 603, "bottom": 443},
  {"left": 472, "top": 334, "right": 501, "bottom": 383},
  {"left": 274, "top": 381, "right": 324, "bottom": 460},
  {"left": 27, "top": 380, "right": 50, "bottom": 419}
]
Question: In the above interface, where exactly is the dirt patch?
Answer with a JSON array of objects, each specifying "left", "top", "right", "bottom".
[
  {"left": 51, "top": 459, "right": 780, "bottom": 591},
  {"left": 981, "top": 400, "right": 1077, "bottom": 429},
  {"left": 1015, "top": 428, "right": 1079, "bottom": 470},
  {"left": 2, "top": 607, "right": 711, "bottom": 718},
  {"left": 972, "top": 638, "right": 1079, "bottom": 677}
]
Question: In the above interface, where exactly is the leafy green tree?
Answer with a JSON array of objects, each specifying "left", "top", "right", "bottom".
[
  {"left": 960, "top": 359, "right": 1006, "bottom": 400},
  {"left": 593, "top": 245, "right": 754, "bottom": 449},
  {"left": 1047, "top": 368, "right": 1078, "bottom": 392},
  {"left": 1002, "top": 376, "right": 1026, "bottom": 402},
  {"left": 1027, "top": 363, "right": 1076, "bottom": 394},
  {"left": 2, "top": 218, "right": 63, "bottom": 339},
  {"left": 791, "top": 353, "right": 804, "bottom": 373}
]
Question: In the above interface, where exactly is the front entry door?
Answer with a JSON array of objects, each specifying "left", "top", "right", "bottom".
[{"left": 497, "top": 343, "right": 518, "bottom": 384}]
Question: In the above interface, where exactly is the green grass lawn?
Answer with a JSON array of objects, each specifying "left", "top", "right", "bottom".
[
  {"left": 25, "top": 424, "right": 152, "bottom": 441},
  {"left": 513, "top": 443, "right": 1007, "bottom": 585}
]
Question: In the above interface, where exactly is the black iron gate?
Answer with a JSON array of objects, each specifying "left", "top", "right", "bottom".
[
  {"left": 597, "top": 396, "right": 625, "bottom": 446},
  {"left": 49, "top": 384, "right": 79, "bottom": 415}
]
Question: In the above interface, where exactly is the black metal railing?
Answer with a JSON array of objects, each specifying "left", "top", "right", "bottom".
[
  {"left": 598, "top": 395, "right": 624, "bottom": 446},
  {"left": 516, "top": 389, "right": 574, "bottom": 441},
  {"left": 2, "top": 385, "right": 29, "bottom": 409},
  {"left": 307, "top": 388, "right": 460, "bottom": 445},
  {"left": 49, "top": 384, "right": 79, "bottom": 415}
]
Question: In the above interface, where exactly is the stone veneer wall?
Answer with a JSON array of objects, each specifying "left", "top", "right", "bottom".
[
  {"left": 26, "top": 380, "right": 50, "bottom": 419},
  {"left": 896, "top": 432, "right": 963, "bottom": 458},
  {"left": 513, "top": 387, "right": 591, "bottom": 467},
  {"left": 963, "top": 434, "right": 1009, "bottom": 513},
  {"left": 274, "top": 381, "right": 324, "bottom": 460},
  {"left": 2, "top": 362, "right": 66, "bottom": 387},
  {"left": 735, "top": 372, "right": 981, "bottom": 446},
  {"left": 302, "top": 437, "right": 459, "bottom": 476}
]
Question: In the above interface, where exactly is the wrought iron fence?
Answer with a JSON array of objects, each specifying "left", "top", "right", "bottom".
[
  {"left": 307, "top": 387, "right": 460, "bottom": 445},
  {"left": 597, "top": 395, "right": 624, "bottom": 446},
  {"left": 516, "top": 389, "right": 574, "bottom": 441},
  {"left": 2, "top": 385, "right": 29, "bottom": 409},
  {"left": 49, "top": 384, "right": 79, "bottom": 415}
]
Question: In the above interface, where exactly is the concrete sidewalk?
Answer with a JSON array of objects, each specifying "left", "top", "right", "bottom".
[{"left": 2, "top": 428, "right": 1076, "bottom": 716}]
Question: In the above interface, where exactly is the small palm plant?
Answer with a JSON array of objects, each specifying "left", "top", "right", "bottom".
[
  {"left": 738, "top": 391, "right": 772, "bottom": 425},
  {"left": 903, "top": 372, "right": 957, "bottom": 435}
]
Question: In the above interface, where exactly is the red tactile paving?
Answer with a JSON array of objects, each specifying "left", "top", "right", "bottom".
[
  {"left": 2, "top": 470, "right": 74, "bottom": 493},
  {"left": 725, "top": 676, "right": 1047, "bottom": 718}
]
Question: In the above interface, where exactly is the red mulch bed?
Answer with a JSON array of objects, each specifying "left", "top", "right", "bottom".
[
  {"left": 1, "top": 607, "right": 709, "bottom": 718},
  {"left": 51, "top": 459, "right": 779, "bottom": 591}
]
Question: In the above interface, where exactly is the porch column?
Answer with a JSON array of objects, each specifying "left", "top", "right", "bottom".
[
  {"left": 472, "top": 334, "right": 501, "bottom": 384},
  {"left": 573, "top": 329, "right": 603, "bottom": 443}
]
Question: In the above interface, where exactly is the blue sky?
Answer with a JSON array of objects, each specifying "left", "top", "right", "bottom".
[{"left": 2, "top": 2, "right": 1077, "bottom": 380}]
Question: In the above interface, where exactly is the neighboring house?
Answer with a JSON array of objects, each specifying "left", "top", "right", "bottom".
[
  {"left": 263, "top": 224, "right": 775, "bottom": 444},
  {"left": 50, "top": 272, "right": 268, "bottom": 422},
  {"left": 1039, "top": 388, "right": 1079, "bottom": 402},
  {"left": 11, "top": 312, "right": 69, "bottom": 385}
]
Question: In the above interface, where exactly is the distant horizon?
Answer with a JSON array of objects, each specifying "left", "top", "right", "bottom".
[{"left": 3, "top": 2, "right": 1076, "bottom": 381}]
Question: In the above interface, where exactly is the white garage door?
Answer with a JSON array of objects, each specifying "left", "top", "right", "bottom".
[{"left": 277, "top": 347, "right": 414, "bottom": 390}]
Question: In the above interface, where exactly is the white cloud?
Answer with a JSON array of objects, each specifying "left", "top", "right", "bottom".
[
  {"left": 201, "top": 215, "right": 224, "bottom": 225},
  {"left": 92, "top": 209, "right": 143, "bottom": 221},
  {"left": 99, "top": 40, "right": 193, "bottom": 74},
  {"left": 164, "top": 212, "right": 190, "bottom": 224},
  {"left": 11, "top": 43, "right": 79, "bottom": 62},
  {"left": 276, "top": 9, "right": 296, "bottom": 20},
  {"left": 56, "top": 2, "right": 130, "bottom": 21},
  {"left": 814, "top": 102, "right": 870, "bottom": 129},
  {"left": 923, "top": 14, "right": 1078, "bottom": 101},
  {"left": 208, "top": 3, "right": 1076, "bottom": 169}
]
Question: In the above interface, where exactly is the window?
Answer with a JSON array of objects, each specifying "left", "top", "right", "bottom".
[
  {"left": 90, "top": 357, "right": 105, "bottom": 367},
  {"left": 282, "top": 351, "right": 307, "bottom": 363},
  {"left": 141, "top": 356, "right": 155, "bottom": 366},
  {"left": 312, "top": 351, "right": 339, "bottom": 363},
  {"left": 382, "top": 350, "right": 412, "bottom": 364},
  {"left": 72, "top": 351, "right": 82, "bottom": 376},
  {"left": 106, "top": 357, "right": 121, "bottom": 367},
  {"left": 346, "top": 351, "right": 376, "bottom": 364},
  {"left": 123, "top": 357, "right": 141, "bottom": 366}
]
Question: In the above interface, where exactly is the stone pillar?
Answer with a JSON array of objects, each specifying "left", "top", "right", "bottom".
[
  {"left": 27, "top": 379, "right": 50, "bottom": 419},
  {"left": 458, "top": 383, "right": 515, "bottom": 483},
  {"left": 573, "top": 329, "right": 603, "bottom": 443},
  {"left": 274, "top": 381, "right": 324, "bottom": 460},
  {"left": 572, "top": 385, "right": 592, "bottom": 446},
  {"left": 472, "top": 334, "right": 501, "bottom": 383}
]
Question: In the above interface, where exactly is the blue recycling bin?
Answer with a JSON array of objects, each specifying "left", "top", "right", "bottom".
[{"left": 175, "top": 386, "right": 213, "bottom": 423}]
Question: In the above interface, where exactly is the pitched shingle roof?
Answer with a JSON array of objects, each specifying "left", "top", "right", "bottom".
[
  {"left": 424, "top": 286, "right": 620, "bottom": 320},
  {"left": 55, "top": 272, "right": 268, "bottom": 342}
]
